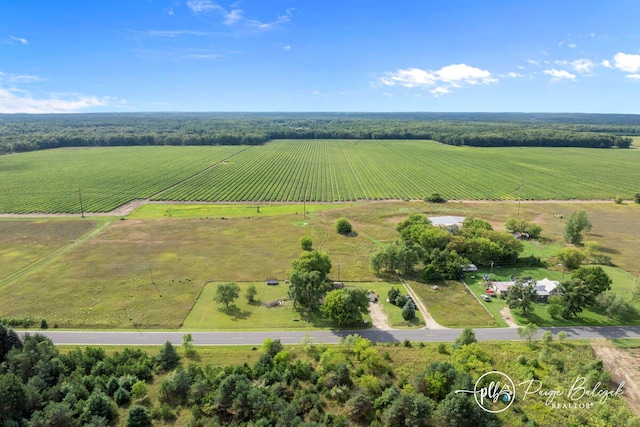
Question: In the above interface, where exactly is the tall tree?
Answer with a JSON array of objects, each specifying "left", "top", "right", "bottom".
[
  {"left": 288, "top": 270, "right": 331, "bottom": 311},
  {"left": 506, "top": 279, "right": 537, "bottom": 315},
  {"left": 215, "top": 283, "right": 241, "bottom": 309},
  {"left": 555, "top": 247, "right": 586, "bottom": 270},
  {"left": 321, "top": 288, "right": 370, "bottom": 326},
  {"left": 291, "top": 250, "right": 332, "bottom": 277},
  {"left": 564, "top": 210, "right": 592, "bottom": 244}
]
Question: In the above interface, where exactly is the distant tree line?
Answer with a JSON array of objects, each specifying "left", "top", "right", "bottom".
[{"left": 0, "top": 112, "right": 635, "bottom": 154}]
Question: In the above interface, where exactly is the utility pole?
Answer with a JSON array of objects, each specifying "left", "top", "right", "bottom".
[
  {"left": 78, "top": 187, "right": 85, "bottom": 218},
  {"left": 517, "top": 179, "right": 524, "bottom": 216}
]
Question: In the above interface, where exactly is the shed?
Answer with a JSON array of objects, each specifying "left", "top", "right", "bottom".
[{"left": 266, "top": 278, "right": 279, "bottom": 286}]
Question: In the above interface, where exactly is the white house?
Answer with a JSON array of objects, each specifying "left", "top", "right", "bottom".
[{"left": 533, "top": 278, "right": 559, "bottom": 301}]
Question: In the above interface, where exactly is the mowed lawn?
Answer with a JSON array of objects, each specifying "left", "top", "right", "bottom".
[
  {"left": 182, "top": 281, "right": 337, "bottom": 330},
  {"left": 409, "top": 280, "right": 499, "bottom": 327},
  {"left": 182, "top": 281, "right": 423, "bottom": 330}
]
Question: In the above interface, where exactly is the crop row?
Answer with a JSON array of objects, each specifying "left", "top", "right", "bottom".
[
  {"left": 0, "top": 146, "right": 244, "bottom": 213},
  {"left": 154, "top": 139, "right": 640, "bottom": 202},
  {"left": 4, "top": 140, "right": 640, "bottom": 213}
]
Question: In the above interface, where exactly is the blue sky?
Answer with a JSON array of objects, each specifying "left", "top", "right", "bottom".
[{"left": 2, "top": 0, "right": 640, "bottom": 113}]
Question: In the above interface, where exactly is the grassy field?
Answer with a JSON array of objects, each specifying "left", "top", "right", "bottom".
[
  {"left": 1, "top": 201, "right": 639, "bottom": 328},
  {"left": 0, "top": 219, "right": 96, "bottom": 282},
  {"left": 3, "top": 141, "right": 640, "bottom": 213}
]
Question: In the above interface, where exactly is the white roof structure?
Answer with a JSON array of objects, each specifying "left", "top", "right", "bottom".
[
  {"left": 429, "top": 216, "right": 466, "bottom": 227},
  {"left": 534, "top": 278, "right": 559, "bottom": 296}
]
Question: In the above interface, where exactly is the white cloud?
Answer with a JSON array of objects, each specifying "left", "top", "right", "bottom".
[
  {"left": 625, "top": 74, "right": 640, "bottom": 80},
  {"left": 614, "top": 52, "right": 640, "bottom": 73},
  {"left": 144, "top": 30, "right": 211, "bottom": 38},
  {"left": 0, "top": 71, "right": 42, "bottom": 83},
  {"left": 0, "top": 87, "right": 116, "bottom": 113},
  {"left": 311, "top": 89, "right": 328, "bottom": 98},
  {"left": 9, "top": 35, "right": 28, "bottom": 44},
  {"left": 380, "top": 67, "right": 436, "bottom": 87},
  {"left": 570, "top": 59, "right": 596, "bottom": 74},
  {"left": 526, "top": 59, "right": 540, "bottom": 66},
  {"left": 380, "top": 63, "right": 496, "bottom": 96},
  {"left": 224, "top": 9, "right": 244, "bottom": 25},
  {"left": 506, "top": 72, "right": 523, "bottom": 78},
  {"left": 282, "top": 45, "right": 291, "bottom": 51},
  {"left": 187, "top": 0, "right": 221, "bottom": 13},
  {"left": 187, "top": 1, "right": 292, "bottom": 31},
  {"left": 543, "top": 69, "right": 576, "bottom": 82},
  {"left": 381, "top": 92, "right": 393, "bottom": 97},
  {"left": 430, "top": 87, "right": 450, "bottom": 97},
  {"left": 601, "top": 59, "right": 612, "bottom": 69},
  {"left": 246, "top": 9, "right": 293, "bottom": 30}
]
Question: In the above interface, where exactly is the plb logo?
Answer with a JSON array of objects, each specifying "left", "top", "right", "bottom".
[{"left": 455, "top": 370, "right": 515, "bottom": 413}]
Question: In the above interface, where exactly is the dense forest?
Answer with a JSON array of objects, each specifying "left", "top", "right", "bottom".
[{"left": 0, "top": 113, "right": 636, "bottom": 154}]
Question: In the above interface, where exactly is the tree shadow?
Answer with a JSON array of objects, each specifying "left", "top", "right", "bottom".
[
  {"left": 217, "top": 305, "right": 251, "bottom": 321},
  {"left": 598, "top": 246, "right": 620, "bottom": 254},
  {"left": 248, "top": 300, "right": 263, "bottom": 307}
]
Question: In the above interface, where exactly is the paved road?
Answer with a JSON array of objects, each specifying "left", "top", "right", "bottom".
[{"left": 21, "top": 325, "right": 640, "bottom": 346}]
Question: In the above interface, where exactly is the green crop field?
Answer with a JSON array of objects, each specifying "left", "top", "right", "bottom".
[
  {"left": 0, "top": 146, "right": 245, "bottom": 213},
  {"left": 154, "top": 139, "right": 640, "bottom": 203},
  {"left": 2, "top": 140, "right": 640, "bottom": 213}
]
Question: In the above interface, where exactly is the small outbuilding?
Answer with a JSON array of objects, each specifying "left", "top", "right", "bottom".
[{"left": 266, "top": 278, "right": 279, "bottom": 286}]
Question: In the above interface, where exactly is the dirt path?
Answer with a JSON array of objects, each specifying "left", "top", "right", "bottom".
[
  {"left": 369, "top": 302, "right": 392, "bottom": 330},
  {"left": 402, "top": 279, "right": 447, "bottom": 329},
  {"left": 500, "top": 307, "right": 519, "bottom": 328},
  {"left": 591, "top": 339, "right": 640, "bottom": 417}
]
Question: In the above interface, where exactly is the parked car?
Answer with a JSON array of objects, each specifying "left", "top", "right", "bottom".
[
  {"left": 485, "top": 288, "right": 496, "bottom": 297},
  {"left": 481, "top": 294, "right": 490, "bottom": 302}
]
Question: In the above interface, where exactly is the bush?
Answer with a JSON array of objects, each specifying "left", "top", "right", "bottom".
[
  {"left": 40, "top": 319, "right": 48, "bottom": 329},
  {"left": 387, "top": 287, "right": 400, "bottom": 305},
  {"left": 336, "top": 217, "right": 353, "bottom": 235},
  {"left": 425, "top": 193, "right": 446, "bottom": 203},
  {"left": 300, "top": 236, "right": 313, "bottom": 251},
  {"left": 114, "top": 387, "right": 131, "bottom": 405},
  {"left": 614, "top": 196, "right": 623, "bottom": 204},
  {"left": 401, "top": 302, "right": 416, "bottom": 321},
  {"left": 634, "top": 193, "right": 640, "bottom": 204},
  {"left": 395, "top": 295, "right": 408, "bottom": 307},
  {"left": 154, "top": 341, "right": 181, "bottom": 372},
  {"left": 126, "top": 405, "right": 152, "bottom": 427}
]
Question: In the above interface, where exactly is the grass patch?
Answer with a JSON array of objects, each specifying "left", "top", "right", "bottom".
[
  {"left": 610, "top": 338, "right": 640, "bottom": 349},
  {"left": 130, "top": 203, "right": 349, "bottom": 219},
  {"left": 409, "top": 279, "right": 499, "bottom": 327},
  {"left": 0, "top": 219, "right": 96, "bottom": 282},
  {"left": 182, "top": 281, "right": 371, "bottom": 330},
  {"left": 350, "top": 282, "right": 425, "bottom": 328}
]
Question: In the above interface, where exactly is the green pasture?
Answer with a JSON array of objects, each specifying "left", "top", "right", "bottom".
[
  {"left": 129, "top": 203, "right": 349, "bottom": 219},
  {"left": 4, "top": 140, "right": 640, "bottom": 214}
]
